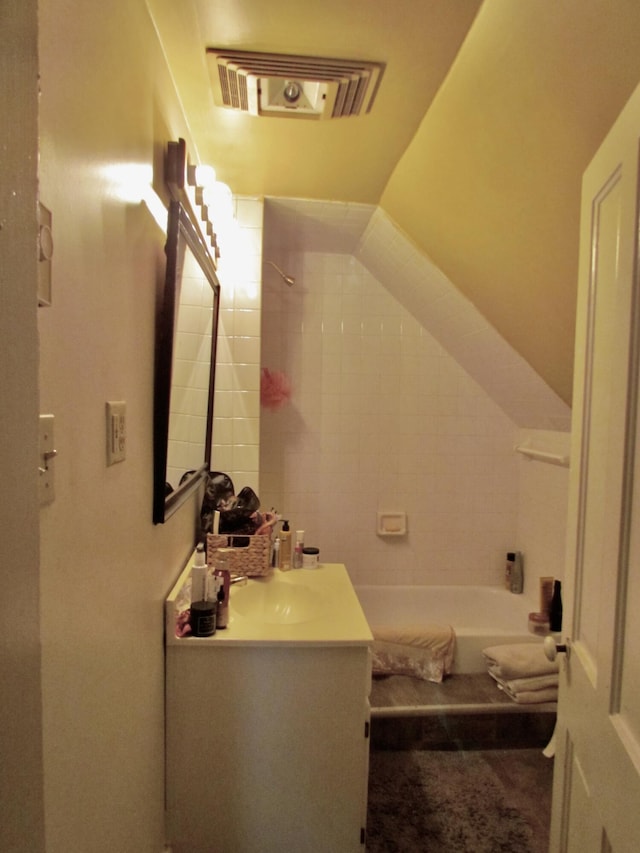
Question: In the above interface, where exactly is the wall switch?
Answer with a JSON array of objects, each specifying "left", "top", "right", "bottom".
[{"left": 106, "top": 401, "right": 126, "bottom": 465}]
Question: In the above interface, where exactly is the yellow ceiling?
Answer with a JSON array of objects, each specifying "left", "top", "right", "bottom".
[{"left": 149, "top": 0, "right": 640, "bottom": 405}]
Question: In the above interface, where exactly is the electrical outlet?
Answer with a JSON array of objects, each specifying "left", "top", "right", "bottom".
[{"left": 106, "top": 401, "right": 126, "bottom": 465}]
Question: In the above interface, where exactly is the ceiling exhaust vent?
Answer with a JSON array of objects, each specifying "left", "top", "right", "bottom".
[{"left": 206, "top": 49, "right": 385, "bottom": 120}]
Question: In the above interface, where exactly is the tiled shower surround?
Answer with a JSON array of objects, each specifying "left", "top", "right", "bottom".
[
  {"left": 210, "top": 197, "right": 263, "bottom": 496},
  {"left": 260, "top": 199, "right": 571, "bottom": 589}
]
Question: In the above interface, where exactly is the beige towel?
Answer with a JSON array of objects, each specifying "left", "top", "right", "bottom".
[
  {"left": 372, "top": 623, "right": 456, "bottom": 683},
  {"left": 374, "top": 624, "right": 455, "bottom": 652},
  {"left": 483, "top": 642, "right": 559, "bottom": 681},
  {"left": 489, "top": 671, "right": 559, "bottom": 704}
]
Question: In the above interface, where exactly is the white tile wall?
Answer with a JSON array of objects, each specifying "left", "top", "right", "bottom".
[
  {"left": 210, "top": 196, "right": 263, "bottom": 496},
  {"left": 260, "top": 249, "right": 519, "bottom": 586},
  {"left": 515, "top": 428, "right": 571, "bottom": 604},
  {"left": 260, "top": 198, "right": 571, "bottom": 588},
  {"left": 166, "top": 250, "right": 215, "bottom": 489}
]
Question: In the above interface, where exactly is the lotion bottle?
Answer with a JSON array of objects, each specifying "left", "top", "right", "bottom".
[
  {"left": 293, "top": 530, "right": 305, "bottom": 569},
  {"left": 510, "top": 551, "right": 524, "bottom": 594},
  {"left": 280, "top": 520, "right": 292, "bottom": 571},
  {"left": 191, "top": 543, "right": 207, "bottom": 603},
  {"left": 505, "top": 552, "right": 514, "bottom": 590}
]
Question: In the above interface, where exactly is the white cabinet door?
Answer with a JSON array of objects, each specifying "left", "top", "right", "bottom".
[
  {"left": 550, "top": 80, "right": 640, "bottom": 852},
  {"left": 166, "top": 644, "right": 370, "bottom": 853}
]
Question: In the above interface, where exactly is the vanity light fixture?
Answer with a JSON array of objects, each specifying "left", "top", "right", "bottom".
[{"left": 167, "top": 139, "right": 221, "bottom": 262}]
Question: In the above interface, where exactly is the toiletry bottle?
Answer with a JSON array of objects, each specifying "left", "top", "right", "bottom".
[
  {"left": 191, "top": 543, "right": 207, "bottom": 603},
  {"left": 190, "top": 544, "right": 216, "bottom": 637},
  {"left": 280, "top": 520, "right": 292, "bottom": 571},
  {"left": 293, "top": 530, "right": 305, "bottom": 569},
  {"left": 216, "top": 579, "right": 227, "bottom": 629},
  {"left": 549, "top": 580, "right": 563, "bottom": 632},
  {"left": 505, "top": 552, "right": 515, "bottom": 590},
  {"left": 213, "top": 549, "right": 231, "bottom": 629},
  {"left": 539, "top": 576, "right": 554, "bottom": 618},
  {"left": 510, "top": 551, "right": 524, "bottom": 594},
  {"left": 272, "top": 537, "right": 280, "bottom": 568}
]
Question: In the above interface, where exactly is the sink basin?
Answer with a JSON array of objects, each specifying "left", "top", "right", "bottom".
[
  {"left": 231, "top": 577, "right": 324, "bottom": 624},
  {"left": 166, "top": 561, "right": 373, "bottom": 645}
]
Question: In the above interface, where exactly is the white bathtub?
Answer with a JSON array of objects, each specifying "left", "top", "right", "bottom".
[{"left": 354, "top": 584, "right": 540, "bottom": 673}]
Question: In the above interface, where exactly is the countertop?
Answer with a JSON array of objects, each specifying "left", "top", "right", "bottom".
[{"left": 165, "top": 560, "right": 373, "bottom": 648}]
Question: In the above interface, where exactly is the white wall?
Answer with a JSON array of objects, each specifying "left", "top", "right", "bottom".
[
  {"left": 515, "top": 428, "right": 570, "bottom": 606},
  {"left": 36, "top": 2, "right": 202, "bottom": 850}
]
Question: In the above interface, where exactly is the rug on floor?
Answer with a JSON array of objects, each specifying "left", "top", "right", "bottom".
[{"left": 366, "top": 749, "right": 537, "bottom": 853}]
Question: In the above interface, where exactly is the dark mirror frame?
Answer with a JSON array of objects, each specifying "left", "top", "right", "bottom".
[{"left": 153, "top": 141, "right": 221, "bottom": 524}]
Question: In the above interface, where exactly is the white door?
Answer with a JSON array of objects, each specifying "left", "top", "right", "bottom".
[{"left": 549, "top": 81, "right": 640, "bottom": 852}]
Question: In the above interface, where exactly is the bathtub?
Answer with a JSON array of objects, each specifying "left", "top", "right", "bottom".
[{"left": 354, "top": 584, "right": 540, "bottom": 673}]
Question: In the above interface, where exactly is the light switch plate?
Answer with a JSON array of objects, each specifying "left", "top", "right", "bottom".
[{"left": 106, "top": 401, "right": 126, "bottom": 465}]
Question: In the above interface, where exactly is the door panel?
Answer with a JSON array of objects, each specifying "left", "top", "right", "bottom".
[
  {"left": 575, "top": 170, "right": 623, "bottom": 678},
  {"left": 550, "top": 80, "right": 640, "bottom": 852}
]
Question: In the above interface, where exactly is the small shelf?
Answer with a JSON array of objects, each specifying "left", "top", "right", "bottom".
[{"left": 515, "top": 444, "right": 570, "bottom": 468}]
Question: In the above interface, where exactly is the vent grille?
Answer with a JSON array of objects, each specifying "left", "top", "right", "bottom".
[{"left": 206, "top": 49, "right": 384, "bottom": 119}]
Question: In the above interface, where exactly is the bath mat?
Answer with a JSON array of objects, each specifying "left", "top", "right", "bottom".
[{"left": 366, "top": 749, "right": 537, "bottom": 853}]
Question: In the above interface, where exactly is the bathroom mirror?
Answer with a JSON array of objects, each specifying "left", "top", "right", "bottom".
[{"left": 153, "top": 196, "right": 221, "bottom": 524}]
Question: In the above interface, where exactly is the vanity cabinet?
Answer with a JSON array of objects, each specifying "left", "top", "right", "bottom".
[{"left": 165, "top": 563, "right": 372, "bottom": 853}]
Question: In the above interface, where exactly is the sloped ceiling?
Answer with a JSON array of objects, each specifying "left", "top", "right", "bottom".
[{"left": 149, "top": 0, "right": 640, "bottom": 405}]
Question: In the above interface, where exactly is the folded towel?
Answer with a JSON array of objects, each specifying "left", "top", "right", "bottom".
[
  {"left": 489, "top": 671, "right": 558, "bottom": 704},
  {"left": 489, "top": 672, "right": 559, "bottom": 694},
  {"left": 483, "top": 642, "right": 559, "bottom": 681},
  {"left": 505, "top": 686, "right": 558, "bottom": 704},
  {"left": 493, "top": 681, "right": 558, "bottom": 704}
]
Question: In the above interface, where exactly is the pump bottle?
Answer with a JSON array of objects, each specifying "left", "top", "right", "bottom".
[{"left": 280, "top": 520, "right": 292, "bottom": 571}]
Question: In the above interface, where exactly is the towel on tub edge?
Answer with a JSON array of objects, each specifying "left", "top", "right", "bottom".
[
  {"left": 371, "top": 624, "right": 456, "bottom": 683},
  {"left": 482, "top": 642, "right": 559, "bottom": 681}
]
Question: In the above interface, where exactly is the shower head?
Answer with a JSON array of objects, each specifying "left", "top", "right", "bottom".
[{"left": 265, "top": 260, "right": 295, "bottom": 287}]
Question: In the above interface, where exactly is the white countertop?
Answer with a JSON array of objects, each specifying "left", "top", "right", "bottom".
[{"left": 165, "top": 561, "right": 373, "bottom": 647}]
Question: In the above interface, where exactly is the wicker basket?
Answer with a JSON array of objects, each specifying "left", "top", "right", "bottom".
[{"left": 206, "top": 533, "right": 272, "bottom": 578}]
